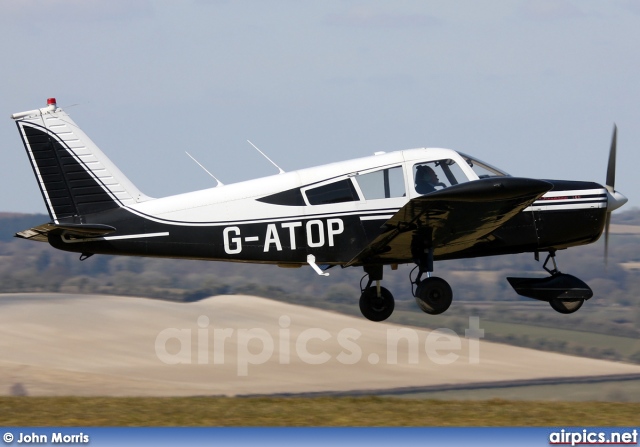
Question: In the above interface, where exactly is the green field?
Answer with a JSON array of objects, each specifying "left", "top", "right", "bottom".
[
  {"left": 1, "top": 397, "right": 639, "bottom": 426},
  {"left": 479, "top": 320, "right": 640, "bottom": 357},
  {"left": 364, "top": 304, "right": 640, "bottom": 364},
  {"left": 386, "top": 380, "right": 640, "bottom": 402}
]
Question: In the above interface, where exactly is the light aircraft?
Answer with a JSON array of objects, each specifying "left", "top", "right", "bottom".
[{"left": 11, "top": 98, "right": 628, "bottom": 321}]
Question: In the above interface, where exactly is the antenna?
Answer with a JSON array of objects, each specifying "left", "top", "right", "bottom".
[
  {"left": 247, "top": 140, "right": 285, "bottom": 174},
  {"left": 185, "top": 152, "right": 224, "bottom": 187}
]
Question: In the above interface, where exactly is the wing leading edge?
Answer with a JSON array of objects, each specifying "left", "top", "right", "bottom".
[{"left": 347, "top": 177, "right": 553, "bottom": 266}]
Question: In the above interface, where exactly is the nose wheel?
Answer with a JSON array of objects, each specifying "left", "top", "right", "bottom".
[
  {"left": 507, "top": 250, "right": 591, "bottom": 315},
  {"left": 549, "top": 297, "right": 584, "bottom": 314}
]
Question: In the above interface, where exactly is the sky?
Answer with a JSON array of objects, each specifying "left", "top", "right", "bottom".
[{"left": 1, "top": 0, "right": 639, "bottom": 213}]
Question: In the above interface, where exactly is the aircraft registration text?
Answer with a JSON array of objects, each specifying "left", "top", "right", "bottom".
[{"left": 223, "top": 218, "right": 345, "bottom": 254}]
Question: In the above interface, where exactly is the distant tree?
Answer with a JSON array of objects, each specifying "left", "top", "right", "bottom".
[{"left": 10, "top": 383, "right": 28, "bottom": 396}]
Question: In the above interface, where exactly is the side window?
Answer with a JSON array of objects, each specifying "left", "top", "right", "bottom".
[
  {"left": 257, "top": 187, "right": 305, "bottom": 206},
  {"left": 355, "top": 166, "right": 405, "bottom": 200},
  {"left": 414, "top": 159, "right": 468, "bottom": 195},
  {"left": 305, "top": 179, "right": 359, "bottom": 205}
]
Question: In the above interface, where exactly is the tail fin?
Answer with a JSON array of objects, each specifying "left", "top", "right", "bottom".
[{"left": 12, "top": 98, "right": 151, "bottom": 222}]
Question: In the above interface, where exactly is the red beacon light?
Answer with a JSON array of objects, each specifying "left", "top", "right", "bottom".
[{"left": 47, "top": 98, "right": 57, "bottom": 106}]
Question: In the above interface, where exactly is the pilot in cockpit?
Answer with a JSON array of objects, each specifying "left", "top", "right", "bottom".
[{"left": 415, "top": 165, "right": 444, "bottom": 194}]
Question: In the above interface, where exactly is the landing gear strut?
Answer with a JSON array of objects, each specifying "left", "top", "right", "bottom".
[
  {"left": 359, "top": 265, "right": 394, "bottom": 322},
  {"left": 506, "top": 250, "right": 592, "bottom": 314},
  {"left": 411, "top": 247, "right": 453, "bottom": 315}
]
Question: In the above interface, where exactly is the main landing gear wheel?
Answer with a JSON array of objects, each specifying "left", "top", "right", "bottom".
[
  {"left": 359, "top": 286, "right": 395, "bottom": 322},
  {"left": 415, "top": 277, "right": 453, "bottom": 315},
  {"left": 549, "top": 298, "right": 584, "bottom": 314}
]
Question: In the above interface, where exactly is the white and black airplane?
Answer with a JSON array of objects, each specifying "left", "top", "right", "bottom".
[{"left": 11, "top": 98, "right": 628, "bottom": 321}]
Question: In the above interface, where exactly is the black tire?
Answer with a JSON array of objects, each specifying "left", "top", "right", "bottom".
[
  {"left": 359, "top": 286, "right": 395, "bottom": 322},
  {"left": 415, "top": 277, "right": 453, "bottom": 315},
  {"left": 549, "top": 298, "right": 584, "bottom": 314}
]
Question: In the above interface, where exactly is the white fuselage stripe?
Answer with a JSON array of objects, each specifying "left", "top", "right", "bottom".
[
  {"left": 540, "top": 188, "right": 605, "bottom": 197},
  {"left": 103, "top": 232, "right": 170, "bottom": 241},
  {"left": 525, "top": 203, "right": 607, "bottom": 212},
  {"left": 533, "top": 197, "right": 606, "bottom": 205},
  {"left": 126, "top": 207, "right": 404, "bottom": 227},
  {"left": 62, "top": 232, "right": 170, "bottom": 244},
  {"left": 525, "top": 188, "right": 607, "bottom": 212},
  {"left": 360, "top": 215, "right": 394, "bottom": 221}
]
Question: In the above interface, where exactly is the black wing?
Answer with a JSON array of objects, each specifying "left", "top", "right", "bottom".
[{"left": 346, "top": 177, "right": 552, "bottom": 266}]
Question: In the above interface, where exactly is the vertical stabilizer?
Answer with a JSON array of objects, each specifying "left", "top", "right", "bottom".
[{"left": 12, "top": 98, "right": 151, "bottom": 222}]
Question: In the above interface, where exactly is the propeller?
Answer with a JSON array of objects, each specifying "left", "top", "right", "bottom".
[{"left": 604, "top": 124, "right": 628, "bottom": 264}]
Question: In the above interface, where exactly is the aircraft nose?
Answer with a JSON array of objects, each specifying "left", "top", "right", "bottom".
[{"left": 606, "top": 189, "right": 628, "bottom": 212}]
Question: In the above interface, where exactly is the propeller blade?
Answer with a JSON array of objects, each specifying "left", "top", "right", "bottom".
[
  {"left": 604, "top": 212, "right": 611, "bottom": 266},
  {"left": 604, "top": 124, "right": 620, "bottom": 267},
  {"left": 605, "top": 124, "right": 617, "bottom": 193}
]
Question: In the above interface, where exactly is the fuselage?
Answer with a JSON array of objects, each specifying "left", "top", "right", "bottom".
[{"left": 47, "top": 148, "right": 609, "bottom": 266}]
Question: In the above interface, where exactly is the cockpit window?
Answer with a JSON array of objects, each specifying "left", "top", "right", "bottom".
[
  {"left": 355, "top": 166, "right": 405, "bottom": 200},
  {"left": 458, "top": 152, "right": 509, "bottom": 178},
  {"left": 414, "top": 159, "right": 468, "bottom": 194}
]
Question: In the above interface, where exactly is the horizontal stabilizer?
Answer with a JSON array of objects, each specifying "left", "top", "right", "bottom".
[{"left": 16, "top": 222, "right": 116, "bottom": 242}]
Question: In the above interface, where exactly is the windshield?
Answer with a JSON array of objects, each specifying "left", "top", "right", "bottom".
[
  {"left": 413, "top": 159, "right": 468, "bottom": 194},
  {"left": 458, "top": 152, "right": 509, "bottom": 178}
]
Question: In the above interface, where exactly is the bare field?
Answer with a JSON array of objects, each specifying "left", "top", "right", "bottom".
[
  {"left": 1, "top": 293, "right": 640, "bottom": 398},
  {"left": 610, "top": 224, "right": 640, "bottom": 234}
]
